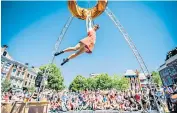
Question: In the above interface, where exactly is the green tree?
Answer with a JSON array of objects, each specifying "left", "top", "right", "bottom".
[
  {"left": 152, "top": 71, "right": 162, "bottom": 86},
  {"left": 111, "top": 75, "right": 129, "bottom": 90},
  {"left": 111, "top": 75, "right": 121, "bottom": 90},
  {"left": 39, "top": 64, "right": 65, "bottom": 91},
  {"left": 69, "top": 74, "right": 130, "bottom": 91},
  {"left": 86, "top": 77, "right": 97, "bottom": 90},
  {"left": 69, "top": 75, "right": 87, "bottom": 92},
  {"left": 118, "top": 77, "right": 129, "bottom": 90},
  {"left": 96, "top": 74, "right": 112, "bottom": 90},
  {"left": 1, "top": 79, "right": 11, "bottom": 92},
  {"left": 28, "top": 86, "right": 36, "bottom": 93}
]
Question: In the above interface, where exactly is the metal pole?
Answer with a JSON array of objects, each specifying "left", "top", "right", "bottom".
[
  {"left": 37, "top": 16, "right": 74, "bottom": 97},
  {"left": 105, "top": 7, "right": 162, "bottom": 113}
]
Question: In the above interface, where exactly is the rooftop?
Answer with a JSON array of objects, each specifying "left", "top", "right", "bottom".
[
  {"left": 124, "top": 70, "right": 137, "bottom": 76},
  {"left": 165, "top": 46, "right": 177, "bottom": 61},
  {"left": 139, "top": 73, "right": 147, "bottom": 80}
]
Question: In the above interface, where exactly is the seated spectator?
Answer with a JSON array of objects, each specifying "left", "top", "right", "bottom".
[
  {"left": 124, "top": 100, "right": 131, "bottom": 111},
  {"left": 110, "top": 100, "right": 119, "bottom": 110},
  {"left": 3, "top": 93, "right": 9, "bottom": 102},
  {"left": 142, "top": 90, "right": 150, "bottom": 111},
  {"left": 130, "top": 98, "right": 138, "bottom": 111},
  {"left": 95, "top": 100, "right": 104, "bottom": 110},
  {"left": 66, "top": 100, "right": 72, "bottom": 111}
]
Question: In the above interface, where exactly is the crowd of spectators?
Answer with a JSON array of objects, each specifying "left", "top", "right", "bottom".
[
  {"left": 1, "top": 89, "right": 31, "bottom": 103},
  {"left": 48, "top": 88, "right": 160, "bottom": 112},
  {"left": 3, "top": 85, "right": 177, "bottom": 112},
  {"left": 164, "top": 84, "right": 177, "bottom": 112}
]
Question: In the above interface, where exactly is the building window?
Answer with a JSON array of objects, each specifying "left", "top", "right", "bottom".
[
  {"left": 29, "top": 82, "right": 31, "bottom": 86},
  {"left": 3, "top": 51, "right": 7, "bottom": 56},
  {"left": 2, "top": 64, "right": 10, "bottom": 73},
  {"left": 175, "top": 64, "right": 177, "bottom": 72},
  {"left": 13, "top": 68, "right": 16, "bottom": 73},
  {"left": 27, "top": 74, "right": 30, "bottom": 78},
  {"left": 34, "top": 76, "right": 36, "bottom": 80},
  {"left": 22, "top": 72, "right": 24, "bottom": 75},
  {"left": 1, "top": 60, "right": 5, "bottom": 66},
  {"left": 17, "top": 71, "right": 20, "bottom": 76},
  {"left": 12, "top": 68, "right": 16, "bottom": 75},
  {"left": 21, "top": 72, "right": 25, "bottom": 78},
  {"left": 25, "top": 81, "right": 28, "bottom": 86},
  {"left": 31, "top": 75, "right": 33, "bottom": 79},
  {"left": 167, "top": 76, "right": 173, "bottom": 85}
]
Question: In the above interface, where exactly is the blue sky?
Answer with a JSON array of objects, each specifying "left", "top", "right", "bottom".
[{"left": 2, "top": 1, "right": 177, "bottom": 86}]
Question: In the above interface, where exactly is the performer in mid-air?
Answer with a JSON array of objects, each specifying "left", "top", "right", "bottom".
[{"left": 54, "top": 15, "right": 99, "bottom": 66}]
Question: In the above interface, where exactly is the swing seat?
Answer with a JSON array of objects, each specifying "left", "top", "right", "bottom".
[{"left": 68, "top": 0, "right": 108, "bottom": 20}]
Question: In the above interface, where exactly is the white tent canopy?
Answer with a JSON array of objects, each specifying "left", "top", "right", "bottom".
[
  {"left": 124, "top": 70, "right": 137, "bottom": 76},
  {"left": 139, "top": 73, "right": 147, "bottom": 80}
]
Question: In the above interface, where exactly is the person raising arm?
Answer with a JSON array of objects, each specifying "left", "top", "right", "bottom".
[{"left": 54, "top": 14, "right": 99, "bottom": 66}]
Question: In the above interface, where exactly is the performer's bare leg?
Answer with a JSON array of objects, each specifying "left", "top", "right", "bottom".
[
  {"left": 61, "top": 47, "right": 86, "bottom": 66},
  {"left": 63, "top": 43, "right": 85, "bottom": 52},
  {"left": 54, "top": 43, "right": 85, "bottom": 56},
  {"left": 68, "top": 47, "right": 86, "bottom": 60}
]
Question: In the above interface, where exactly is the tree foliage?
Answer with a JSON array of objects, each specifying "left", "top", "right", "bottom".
[
  {"left": 69, "top": 75, "right": 87, "bottom": 92},
  {"left": 111, "top": 75, "right": 129, "bottom": 90},
  {"left": 1, "top": 79, "right": 11, "bottom": 92},
  {"left": 152, "top": 71, "right": 162, "bottom": 86},
  {"left": 118, "top": 77, "right": 129, "bottom": 90},
  {"left": 96, "top": 74, "right": 112, "bottom": 90},
  {"left": 86, "top": 77, "right": 97, "bottom": 90},
  {"left": 39, "top": 64, "right": 65, "bottom": 91},
  {"left": 28, "top": 86, "right": 36, "bottom": 93},
  {"left": 69, "top": 74, "right": 129, "bottom": 92}
]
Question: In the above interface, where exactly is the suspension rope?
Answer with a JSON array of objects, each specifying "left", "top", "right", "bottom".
[
  {"left": 87, "top": 1, "right": 94, "bottom": 27},
  {"left": 38, "top": 16, "right": 74, "bottom": 93},
  {"left": 87, "top": 0, "right": 90, "bottom": 9}
]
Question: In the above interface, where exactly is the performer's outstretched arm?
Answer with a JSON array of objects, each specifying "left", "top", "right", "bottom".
[{"left": 86, "top": 14, "right": 93, "bottom": 32}]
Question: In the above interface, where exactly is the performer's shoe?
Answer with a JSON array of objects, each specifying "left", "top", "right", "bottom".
[
  {"left": 54, "top": 51, "right": 64, "bottom": 56},
  {"left": 61, "top": 58, "right": 69, "bottom": 66}
]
